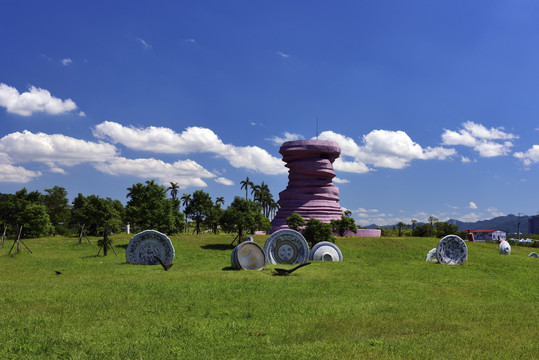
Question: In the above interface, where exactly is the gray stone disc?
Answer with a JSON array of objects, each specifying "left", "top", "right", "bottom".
[
  {"left": 425, "top": 248, "right": 438, "bottom": 262},
  {"left": 231, "top": 241, "right": 266, "bottom": 270},
  {"left": 499, "top": 241, "right": 511, "bottom": 255},
  {"left": 309, "top": 241, "right": 343, "bottom": 261},
  {"left": 126, "top": 230, "right": 175, "bottom": 265},
  {"left": 436, "top": 235, "right": 468, "bottom": 265},
  {"left": 264, "top": 229, "right": 309, "bottom": 265}
]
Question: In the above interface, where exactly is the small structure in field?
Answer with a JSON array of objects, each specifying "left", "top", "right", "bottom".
[{"left": 465, "top": 229, "right": 507, "bottom": 242}]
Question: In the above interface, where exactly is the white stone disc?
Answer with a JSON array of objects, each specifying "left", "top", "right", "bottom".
[
  {"left": 528, "top": 252, "right": 539, "bottom": 258},
  {"left": 309, "top": 241, "right": 343, "bottom": 261},
  {"left": 126, "top": 230, "right": 175, "bottom": 265},
  {"left": 264, "top": 229, "right": 309, "bottom": 265},
  {"left": 425, "top": 248, "right": 438, "bottom": 262},
  {"left": 499, "top": 241, "right": 511, "bottom": 255},
  {"left": 231, "top": 241, "right": 266, "bottom": 270},
  {"left": 436, "top": 235, "right": 468, "bottom": 265}
]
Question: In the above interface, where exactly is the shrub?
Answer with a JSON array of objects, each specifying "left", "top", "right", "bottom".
[{"left": 302, "top": 218, "right": 334, "bottom": 247}]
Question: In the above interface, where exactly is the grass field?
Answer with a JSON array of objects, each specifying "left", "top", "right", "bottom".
[{"left": 1, "top": 234, "right": 537, "bottom": 359}]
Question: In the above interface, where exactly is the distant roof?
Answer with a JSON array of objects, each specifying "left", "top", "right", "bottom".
[{"left": 467, "top": 229, "right": 505, "bottom": 233}]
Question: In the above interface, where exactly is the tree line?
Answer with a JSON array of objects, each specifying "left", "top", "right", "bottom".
[{"left": 0, "top": 178, "right": 277, "bottom": 240}]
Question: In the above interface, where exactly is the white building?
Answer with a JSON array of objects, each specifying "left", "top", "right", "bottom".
[{"left": 467, "top": 229, "right": 506, "bottom": 242}]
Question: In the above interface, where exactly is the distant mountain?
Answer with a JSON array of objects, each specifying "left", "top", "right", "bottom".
[
  {"left": 447, "top": 214, "right": 530, "bottom": 234},
  {"left": 365, "top": 214, "right": 533, "bottom": 234}
]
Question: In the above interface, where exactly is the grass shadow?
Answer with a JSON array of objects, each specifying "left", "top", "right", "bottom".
[{"left": 201, "top": 244, "right": 235, "bottom": 251}]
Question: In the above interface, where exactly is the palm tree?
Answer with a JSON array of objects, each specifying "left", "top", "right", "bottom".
[
  {"left": 181, "top": 193, "right": 191, "bottom": 233},
  {"left": 168, "top": 182, "right": 180, "bottom": 201},
  {"left": 428, "top": 216, "right": 438, "bottom": 237},
  {"left": 215, "top": 197, "right": 225, "bottom": 207},
  {"left": 396, "top": 221, "right": 406, "bottom": 237},
  {"left": 240, "top": 177, "right": 253, "bottom": 201},
  {"left": 411, "top": 219, "right": 418, "bottom": 236}
]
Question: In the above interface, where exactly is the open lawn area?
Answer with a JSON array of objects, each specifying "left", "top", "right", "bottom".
[{"left": 1, "top": 234, "right": 537, "bottom": 359}]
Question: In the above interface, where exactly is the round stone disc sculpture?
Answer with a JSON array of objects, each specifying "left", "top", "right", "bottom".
[
  {"left": 126, "top": 230, "right": 175, "bottom": 265},
  {"left": 264, "top": 229, "right": 309, "bottom": 265},
  {"left": 270, "top": 140, "right": 343, "bottom": 233},
  {"left": 499, "top": 241, "right": 511, "bottom": 255},
  {"left": 529, "top": 252, "right": 539, "bottom": 258},
  {"left": 425, "top": 248, "right": 438, "bottom": 262},
  {"left": 436, "top": 235, "right": 468, "bottom": 265},
  {"left": 309, "top": 241, "right": 343, "bottom": 261},
  {"left": 231, "top": 241, "right": 266, "bottom": 270}
]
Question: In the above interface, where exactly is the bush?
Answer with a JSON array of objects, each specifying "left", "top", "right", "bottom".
[
  {"left": 302, "top": 218, "right": 334, "bottom": 247},
  {"left": 286, "top": 213, "right": 305, "bottom": 231}
]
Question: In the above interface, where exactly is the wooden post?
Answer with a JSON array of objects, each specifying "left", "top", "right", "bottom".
[{"left": 0, "top": 222, "right": 6, "bottom": 247}]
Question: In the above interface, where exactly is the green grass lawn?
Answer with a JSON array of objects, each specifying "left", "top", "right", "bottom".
[{"left": 1, "top": 234, "right": 537, "bottom": 359}]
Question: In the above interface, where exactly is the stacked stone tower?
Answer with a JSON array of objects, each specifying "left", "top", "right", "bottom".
[{"left": 270, "top": 140, "right": 343, "bottom": 233}]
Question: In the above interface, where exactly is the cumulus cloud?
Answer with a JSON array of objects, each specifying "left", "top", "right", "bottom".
[
  {"left": 185, "top": 38, "right": 196, "bottom": 44},
  {"left": 0, "top": 161, "right": 42, "bottom": 183},
  {"left": 0, "top": 130, "right": 118, "bottom": 173},
  {"left": 215, "top": 177, "right": 234, "bottom": 186},
  {"left": 317, "top": 129, "right": 455, "bottom": 173},
  {"left": 93, "top": 121, "right": 286, "bottom": 175},
  {"left": 94, "top": 157, "right": 213, "bottom": 188},
  {"left": 441, "top": 121, "right": 517, "bottom": 157},
  {"left": 61, "top": 58, "right": 72, "bottom": 66},
  {"left": 0, "top": 83, "right": 78, "bottom": 116},
  {"left": 267, "top": 131, "right": 304, "bottom": 146},
  {"left": 333, "top": 177, "right": 350, "bottom": 184},
  {"left": 514, "top": 145, "right": 539, "bottom": 166},
  {"left": 469, "top": 201, "right": 478, "bottom": 209}
]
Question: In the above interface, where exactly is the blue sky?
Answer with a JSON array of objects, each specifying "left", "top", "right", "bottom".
[{"left": 1, "top": 1, "right": 539, "bottom": 226}]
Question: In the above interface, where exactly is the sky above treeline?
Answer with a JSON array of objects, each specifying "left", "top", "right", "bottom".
[{"left": 1, "top": 1, "right": 539, "bottom": 226}]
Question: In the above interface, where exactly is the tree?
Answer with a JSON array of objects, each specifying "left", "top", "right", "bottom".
[
  {"left": 43, "top": 186, "right": 70, "bottom": 236},
  {"left": 286, "top": 213, "right": 305, "bottom": 231},
  {"left": 302, "top": 218, "right": 334, "bottom": 247},
  {"left": 220, "top": 197, "right": 269, "bottom": 242},
  {"left": 168, "top": 182, "right": 181, "bottom": 211},
  {"left": 185, "top": 190, "right": 213, "bottom": 234},
  {"left": 181, "top": 193, "right": 191, "bottom": 233},
  {"left": 240, "top": 177, "right": 253, "bottom": 201},
  {"left": 331, "top": 215, "right": 358, "bottom": 237},
  {"left": 396, "top": 222, "right": 407, "bottom": 237},
  {"left": 0, "top": 189, "right": 52, "bottom": 238},
  {"left": 411, "top": 219, "right": 418, "bottom": 236},
  {"left": 428, "top": 216, "right": 438, "bottom": 237},
  {"left": 126, "top": 180, "right": 179, "bottom": 234},
  {"left": 70, "top": 194, "right": 123, "bottom": 236},
  {"left": 435, "top": 222, "right": 460, "bottom": 238},
  {"left": 215, "top": 197, "right": 225, "bottom": 207}
]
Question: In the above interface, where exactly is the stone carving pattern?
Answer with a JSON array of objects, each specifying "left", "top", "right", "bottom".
[{"left": 126, "top": 230, "right": 175, "bottom": 265}]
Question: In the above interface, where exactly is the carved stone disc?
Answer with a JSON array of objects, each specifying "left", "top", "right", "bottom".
[
  {"left": 436, "top": 235, "right": 468, "bottom": 265},
  {"left": 499, "top": 241, "right": 511, "bottom": 255},
  {"left": 264, "top": 229, "right": 309, "bottom": 265},
  {"left": 309, "top": 241, "right": 343, "bottom": 261},
  {"left": 126, "top": 230, "right": 175, "bottom": 265}
]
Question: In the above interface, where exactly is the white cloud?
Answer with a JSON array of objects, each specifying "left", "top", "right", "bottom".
[
  {"left": 0, "top": 83, "right": 78, "bottom": 116},
  {"left": 267, "top": 132, "right": 304, "bottom": 146},
  {"left": 136, "top": 37, "right": 151, "bottom": 49},
  {"left": 0, "top": 130, "right": 118, "bottom": 173},
  {"left": 185, "top": 38, "right": 196, "bottom": 44},
  {"left": 0, "top": 162, "right": 42, "bottom": 183},
  {"left": 277, "top": 51, "right": 290, "bottom": 58},
  {"left": 79, "top": 111, "right": 86, "bottom": 117},
  {"left": 317, "top": 129, "right": 454, "bottom": 173},
  {"left": 469, "top": 201, "right": 478, "bottom": 209},
  {"left": 61, "top": 58, "right": 72, "bottom": 66},
  {"left": 333, "top": 177, "right": 350, "bottom": 184},
  {"left": 93, "top": 121, "right": 286, "bottom": 175},
  {"left": 461, "top": 156, "right": 471, "bottom": 163},
  {"left": 441, "top": 121, "right": 517, "bottom": 158},
  {"left": 514, "top": 145, "right": 539, "bottom": 166},
  {"left": 215, "top": 177, "right": 234, "bottom": 186},
  {"left": 94, "top": 157, "right": 212, "bottom": 188}
]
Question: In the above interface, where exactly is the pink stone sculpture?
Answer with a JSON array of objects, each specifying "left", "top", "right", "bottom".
[{"left": 270, "top": 140, "right": 343, "bottom": 233}]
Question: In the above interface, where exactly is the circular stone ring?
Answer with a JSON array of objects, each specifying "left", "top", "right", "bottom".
[{"left": 264, "top": 229, "right": 309, "bottom": 265}]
